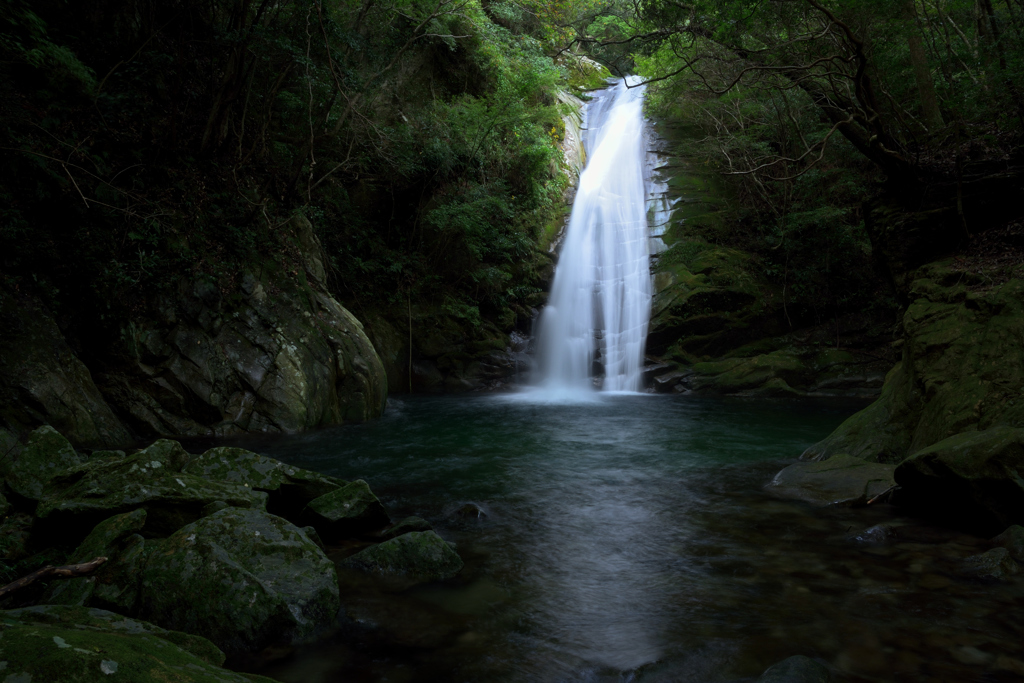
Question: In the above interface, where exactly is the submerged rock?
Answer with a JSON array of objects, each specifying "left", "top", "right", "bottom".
[
  {"left": 183, "top": 446, "right": 345, "bottom": 519},
  {"left": 343, "top": 530, "right": 464, "bottom": 585},
  {"left": 993, "top": 525, "right": 1024, "bottom": 562},
  {"left": 0, "top": 425, "right": 83, "bottom": 502},
  {"left": 138, "top": 507, "right": 339, "bottom": 654},
  {"left": 35, "top": 439, "right": 259, "bottom": 540},
  {"left": 0, "top": 604, "right": 274, "bottom": 682},
  {"left": 958, "top": 547, "right": 1019, "bottom": 581},
  {"left": 765, "top": 454, "right": 896, "bottom": 506},
  {"left": 301, "top": 479, "right": 389, "bottom": 540},
  {"left": 894, "top": 426, "right": 1024, "bottom": 533},
  {"left": 757, "top": 655, "right": 831, "bottom": 682}
]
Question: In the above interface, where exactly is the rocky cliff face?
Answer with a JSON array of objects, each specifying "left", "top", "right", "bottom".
[{"left": 0, "top": 215, "right": 387, "bottom": 448}]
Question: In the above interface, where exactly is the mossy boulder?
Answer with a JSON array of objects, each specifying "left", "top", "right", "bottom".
[
  {"left": 35, "top": 439, "right": 259, "bottom": 541},
  {"left": 766, "top": 455, "right": 896, "bottom": 506},
  {"left": 301, "top": 479, "right": 390, "bottom": 540},
  {"left": 804, "top": 267, "right": 1024, "bottom": 463},
  {"left": 183, "top": 446, "right": 345, "bottom": 519},
  {"left": 648, "top": 242, "right": 778, "bottom": 358},
  {"left": 757, "top": 655, "right": 831, "bottom": 683},
  {"left": 44, "top": 509, "right": 149, "bottom": 612},
  {"left": 0, "top": 605, "right": 275, "bottom": 682},
  {"left": 894, "top": 427, "right": 1024, "bottom": 534},
  {"left": 688, "top": 350, "right": 809, "bottom": 395},
  {"left": 378, "top": 516, "right": 433, "bottom": 541},
  {"left": 0, "top": 425, "right": 83, "bottom": 502},
  {"left": 137, "top": 507, "right": 339, "bottom": 654},
  {"left": 342, "top": 531, "right": 463, "bottom": 586}
]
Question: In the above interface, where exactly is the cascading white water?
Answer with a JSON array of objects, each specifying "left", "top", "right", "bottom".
[{"left": 537, "top": 77, "right": 652, "bottom": 393}]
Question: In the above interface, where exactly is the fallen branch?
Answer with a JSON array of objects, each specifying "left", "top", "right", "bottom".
[
  {"left": 0, "top": 557, "right": 108, "bottom": 600},
  {"left": 867, "top": 485, "right": 899, "bottom": 505}
]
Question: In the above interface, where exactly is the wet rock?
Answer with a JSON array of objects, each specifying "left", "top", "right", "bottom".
[
  {"left": 301, "top": 479, "right": 389, "bottom": 540},
  {"left": 342, "top": 530, "right": 464, "bottom": 586},
  {"left": 36, "top": 439, "right": 259, "bottom": 541},
  {"left": 44, "top": 509, "right": 149, "bottom": 612},
  {"left": 379, "top": 515, "right": 433, "bottom": 540},
  {"left": 849, "top": 523, "right": 900, "bottom": 544},
  {"left": 138, "top": 507, "right": 339, "bottom": 654},
  {"left": 756, "top": 655, "right": 831, "bottom": 682},
  {"left": 765, "top": 454, "right": 896, "bottom": 506},
  {"left": 0, "top": 425, "right": 83, "bottom": 502},
  {"left": 957, "top": 547, "right": 1019, "bottom": 580},
  {"left": 0, "top": 604, "right": 275, "bottom": 682},
  {"left": 454, "top": 502, "right": 487, "bottom": 519},
  {"left": 183, "top": 446, "right": 346, "bottom": 519},
  {"left": 992, "top": 524, "right": 1024, "bottom": 562},
  {"left": 894, "top": 426, "right": 1024, "bottom": 534}
]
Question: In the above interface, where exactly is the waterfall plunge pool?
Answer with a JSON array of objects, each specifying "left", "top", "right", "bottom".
[{"left": 227, "top": 393, "right": 1024, "bottom": 683}]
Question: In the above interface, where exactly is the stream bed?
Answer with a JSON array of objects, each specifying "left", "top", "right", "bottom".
[{"left": 231, "top": 393, "right": 1024, "bottom": 683}]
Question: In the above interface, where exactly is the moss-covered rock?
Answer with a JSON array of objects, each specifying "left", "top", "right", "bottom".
[
  {"left": 138, "top": 507, "right": 339, "bottom": 654},
  {"left": 378, "top": 515, "right": 433, "bottom": 541},
  {"left": 97, "top": 262, "right": 387, "bottom": 439},
  {"left": 765, "top": 455, "right": 895, "bottom": 506},
  {"left": 183, "top": 446, "right": 345, "bottom": 519},
  {"left": 342, "top": 530, "right": 463, "bottom": 585},
  {"left": 0, "top": 425, "right": 83, "bottom": 502},
  {"left": 894, "top": 427, "right": 1024, "bottom": 534},
  {"left": 0, "top": 605, "right": 275, "bottom": 682},
  {"left": 301, "top": 479, "right": 389, "bottom": 540},
  {"left": 44, "top": 509, "right": 149, "bottom": 612},
  {"left": 648, "top": 242, "right": 778, "bottom": 358},
  {"left": 36, "top": 439, "right": 258, "bottom": 541},
  {"left": 805, "top": 266, "right": 1024, "bottom": 463}
]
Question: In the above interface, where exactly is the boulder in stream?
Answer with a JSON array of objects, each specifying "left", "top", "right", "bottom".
[
  {"left": 957, "top": 547, "right": 1019, "bottom": 581},
  {"left": 378, "top": 515, "right": 433, "bottom": 540},
  {"left": 138, "top": 507, "right": 339, "bottom": 654},
  {"left": 301, "top": 479, "right": 389, "bottom": 539},
  {"left": 894, "top": 426, "right": 1024, "bottom": 534},
  {"left": 765, "top": 454, "right": 895, "bottom": 506},
  {"left": 342, "top": 530, "right": 464, "bottom": 586},
  {"left": 0, "top": 604, "right": 275, "bottom": 683},
  {"left": 993, "top": 525, "right": 1024, "bottom": 562}
]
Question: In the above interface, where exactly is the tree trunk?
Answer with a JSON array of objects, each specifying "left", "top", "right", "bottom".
[{"left": 904, "top": 0, "right": 945, "bottom": 131}]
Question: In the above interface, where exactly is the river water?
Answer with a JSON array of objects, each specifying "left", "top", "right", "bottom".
[{"left": 236, "top": 394, "right": 1024, "bottom": 683}]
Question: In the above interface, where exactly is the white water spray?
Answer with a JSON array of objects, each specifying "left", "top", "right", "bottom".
[{"left": 536, "top": 77, "right": 653, "bottom": 394}]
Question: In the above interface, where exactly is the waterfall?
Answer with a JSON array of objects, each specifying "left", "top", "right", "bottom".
[{"left": 537, "top": 77, "right": 652, "bottom": 394}]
